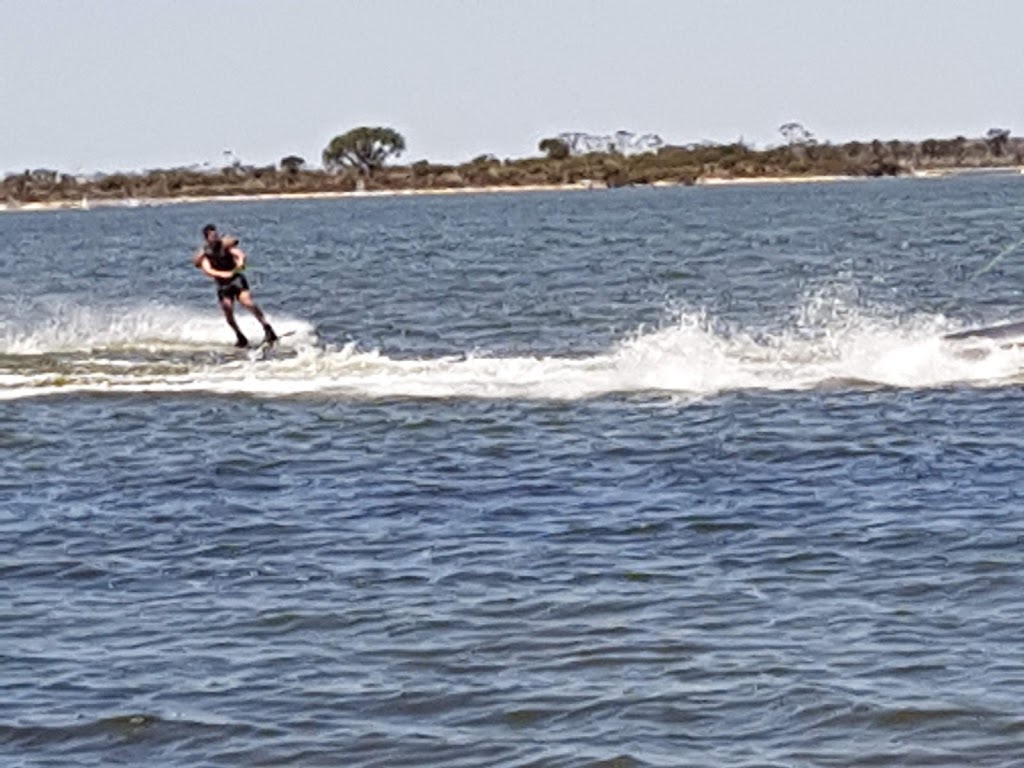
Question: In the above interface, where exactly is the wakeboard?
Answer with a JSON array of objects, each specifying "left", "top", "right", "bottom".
[{"left": 247, "top": 330, "right": 298, "bottom": 362}]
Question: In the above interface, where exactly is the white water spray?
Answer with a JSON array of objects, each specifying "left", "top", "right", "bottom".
[{"left": 1, "top": 301, "right": 1022, "bottom": 401}]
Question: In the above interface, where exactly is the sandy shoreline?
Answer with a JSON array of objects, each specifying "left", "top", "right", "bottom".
[
  {"left": 0, "top": 183, "right": 601, "bottom": 213},
  {"left": 0, "top": 176, "right": 853, "bottom": 214},
  {"left": 694, "top": 174, "right": 859, "bottom": 186},
  {"left": 2, "top": 168, "right": 1018, "bottom": 213}
]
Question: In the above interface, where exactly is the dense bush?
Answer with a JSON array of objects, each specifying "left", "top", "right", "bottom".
[{"left": 5, "top": 133, "right": 1024, "bottom": 206}]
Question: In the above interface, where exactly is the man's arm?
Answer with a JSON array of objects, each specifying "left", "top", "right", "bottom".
[
  {"left": 227, "top": 246, "right": 246, "bottom": 273},
  {"left": 195, "top": 254, "right": 237, "bottom": 280}
]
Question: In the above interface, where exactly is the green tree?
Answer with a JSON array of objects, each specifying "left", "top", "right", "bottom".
[
  {"left": 920, "top": 139, "right": 940, "bottom": 160},
  {"left": 780, "top": 122, "right": 816, "bottom": 163},
  {"left": 538, "top": 137, "right": 570, "bottom": 160},
  {"left": 779, "top": 122, "right": 815, "bottom": 146},
  {"left": 411, "top": 160, "right": 431, "bottom": 177},
  {"left": 322, "top": 126, "right": 406, "bottom": 175},
  {"left": 280, "top": 155, "right": 305, "bottom": 173},
  {"left": 953, "top": 136, "right": 968, "bottom": 163},
  {"left": 986, "top": 127, "right": 1011, "bottom": 157}
]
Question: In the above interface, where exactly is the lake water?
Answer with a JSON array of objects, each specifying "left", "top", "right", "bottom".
[{"left": 4, "top": 178, "right": 1024, "bottom": 767}]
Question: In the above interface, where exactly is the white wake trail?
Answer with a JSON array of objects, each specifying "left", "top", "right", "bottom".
[{"left": 2, "top": 303, "right": 1023, "bottom": 401}]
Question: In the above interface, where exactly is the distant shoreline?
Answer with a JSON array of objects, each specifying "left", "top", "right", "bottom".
[
  {"left": 8, "top": 128, "right": 1024, "bottom": 212},
  {"left": 2, "top": 167, "right": 1021, "bottom": 214}
]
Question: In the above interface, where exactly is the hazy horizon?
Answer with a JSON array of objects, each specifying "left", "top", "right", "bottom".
[{"left": 3, "top": 0, "right": 1022, "bottom": 175}]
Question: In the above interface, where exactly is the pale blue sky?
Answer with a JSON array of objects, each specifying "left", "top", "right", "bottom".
[{"left": 2, "top": 0, "right": 1022, "bottom": 173}]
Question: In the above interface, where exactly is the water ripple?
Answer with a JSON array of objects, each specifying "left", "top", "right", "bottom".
[{"left": 5, "top": 182, "right": 1024, "bottom": 766}]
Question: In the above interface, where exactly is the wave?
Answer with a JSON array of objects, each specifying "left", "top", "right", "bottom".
[
  {"left": 1, "top": 302, "right": 1022, "bottom": 401},
  {"left": 0, "top": 302, "right": 317, "bottom": 355}
]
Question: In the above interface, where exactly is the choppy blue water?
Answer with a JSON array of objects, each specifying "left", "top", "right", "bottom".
[{"left": 4, "top": 179, "right": 1024, "bottom": 767}]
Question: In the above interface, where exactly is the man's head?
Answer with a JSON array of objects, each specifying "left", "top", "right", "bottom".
[{"left": 202, "top": 223, "right": 218, "bottom": 243}]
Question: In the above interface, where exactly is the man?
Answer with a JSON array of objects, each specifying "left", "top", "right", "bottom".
[{"left": 192, "top": 223, "right": 278, "bottom": 348}]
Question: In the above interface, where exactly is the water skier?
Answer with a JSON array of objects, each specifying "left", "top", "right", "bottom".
[{"left": 192, "top": 223, "right": 278, "bottom": 348}]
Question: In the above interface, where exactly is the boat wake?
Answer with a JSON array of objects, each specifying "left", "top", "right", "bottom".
[{"left": 2, "top": 302, "right": 1023, "bottom": 401}]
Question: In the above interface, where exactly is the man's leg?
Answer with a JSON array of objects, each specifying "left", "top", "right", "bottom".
[
  {"left": 238, "top": 291, "right": 277, "bottom": 343},
  {"left": 219, "top": 296, "right": 249, "bottom": 347}
]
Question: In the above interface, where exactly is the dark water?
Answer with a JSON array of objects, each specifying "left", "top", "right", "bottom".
[{"left": 4, "top": 179, "right": 1024, "bottom": 766}]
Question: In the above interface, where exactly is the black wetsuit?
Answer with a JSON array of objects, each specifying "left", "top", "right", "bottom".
[{"left": 205, "top": 240, "right": 249, "bottom": 300}]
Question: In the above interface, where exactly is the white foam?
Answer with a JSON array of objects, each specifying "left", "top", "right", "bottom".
[
  {"left": 1, "top": 302, "right": 1022, "bottom": 401},
  {"left": 1, "top": 302, "right": 316, "bottom": 354}
]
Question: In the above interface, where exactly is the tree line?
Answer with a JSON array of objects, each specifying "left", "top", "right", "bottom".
[{"left": 4, "top": 124, "right": 1024, "bottom": 206}]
